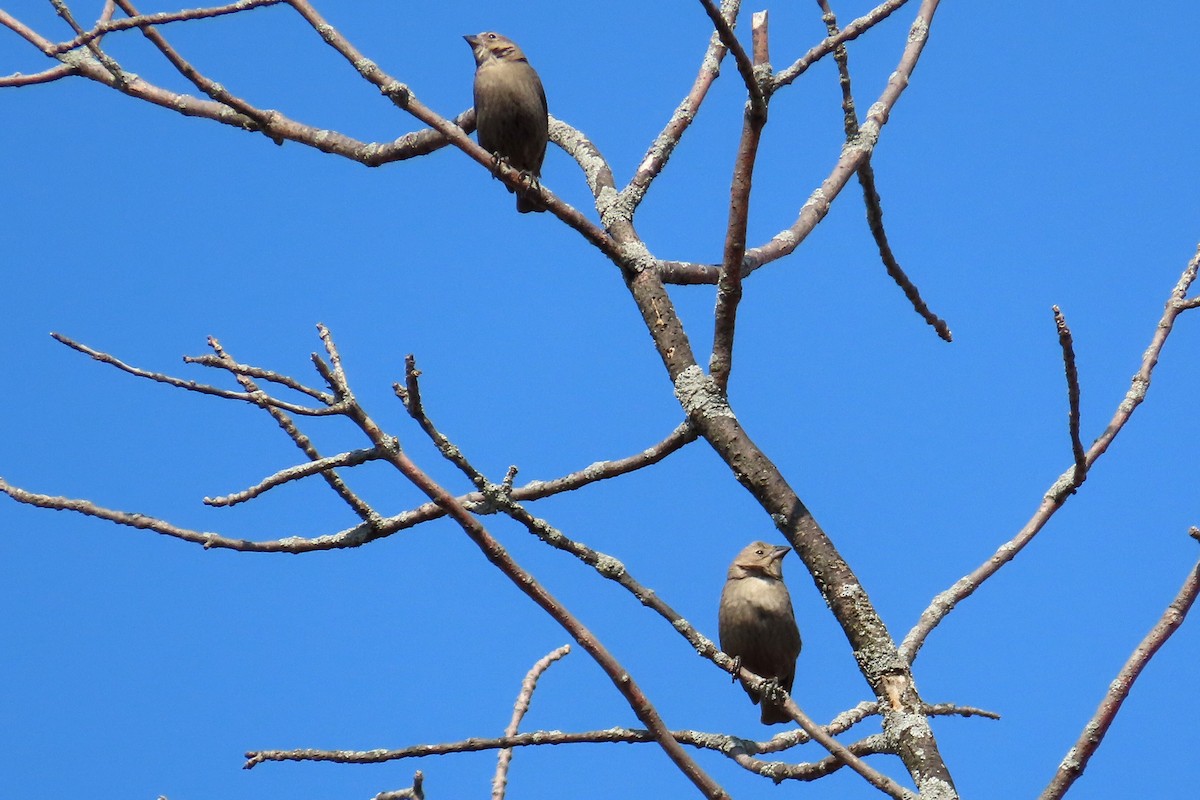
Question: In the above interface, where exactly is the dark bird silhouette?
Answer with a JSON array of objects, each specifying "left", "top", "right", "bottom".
[
  {"left": 718, "top": 541, "right": 802, "bottom": 724},
  {"left": 464, "top": 31, "right": 548, "bottom": 213}
]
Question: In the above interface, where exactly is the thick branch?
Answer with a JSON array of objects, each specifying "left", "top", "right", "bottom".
[{"left": 611, "top": 3, "right": 957, "bottom": 794}]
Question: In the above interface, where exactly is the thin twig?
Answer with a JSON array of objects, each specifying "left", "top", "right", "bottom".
[
  {"left": 184, "top": 352, "right": 334, "bottom": 404},
  {"left": 774, "top": 697, "right": 916, "bottom": 800},
  {"left": 774, "top": 0, "right": 915, "bottom": 89},
  {"left": 0, "top": 63, "right": 74, "bottom": 86},
  {"left": 247, "top": 695, "right": 996, "bottom": 783},
  {"left": 50, "top": 0, "right": 125, "bottom": 84},
  {"left": 1039, "top": 544, "right": 1200, "bottom": 800},
  {"left": 203, "top": 447, "right": 383, "bottom": 507},
  {"left": 624, "top": 0, "right": 738, "bottom": 207},
  {"left": 657, "top": 0, "right": 937, "bottom": 286},
  {"left": 696, "top": 0, "right": 764, "bottom": 115},
  {"left": 819, "top": 0, "right": 951, "bottom": 341},
  {"left": 111, "top": 0, "right": 281, "bottom": 137},
  {"left": 901, "top": 245, "right": 1200, "bottom": 663},
  {"left": 1052, "top": 306, "right": 1087, "bottom": 486},
  {"left": 207, "top": 337, "right": 377, "bottom": 522},
  {"left": 373, "top": 771, "right": 423, "bottom": 800},
  {"left": 921, "top": 702, "right": 1001, "bottom": 721},
  {"left": 248, "top": 697, "right": 985, "bottom": 770},
  {"left": 50, "top": 0, "right": 284, "bottom": 53},
  {"left": 51, "top": 332, "right": 340, "bottom": 417},
  {"left": 492, "top": 645, "right": 571, "bottom": 800}
]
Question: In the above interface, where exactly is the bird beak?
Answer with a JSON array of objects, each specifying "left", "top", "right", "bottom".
[
  {"left": 464, "top": 34, "right": 479, "bottom": 47},
  {"left": 770, "top": 545, "right": 791, "bottom": 561}
]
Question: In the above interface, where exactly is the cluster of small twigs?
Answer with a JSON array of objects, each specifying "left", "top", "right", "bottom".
[{"left": 4, "top": 2, "right": 1200, "bottom": 799}]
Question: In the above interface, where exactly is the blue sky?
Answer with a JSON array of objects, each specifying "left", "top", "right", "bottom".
[{"left": 3, "top": 2, "right": 1198, "bottom": 798}]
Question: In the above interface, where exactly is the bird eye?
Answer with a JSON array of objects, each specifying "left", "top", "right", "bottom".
[
  {"left": 755, "top": 549, "right": 764, "bottom": 556},
  {"left": 486, "top": 33, "right": 497, "bottom": 40}
]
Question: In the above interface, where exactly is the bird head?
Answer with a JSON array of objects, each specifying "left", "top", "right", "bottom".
[
  {"left": 728, "top": 541, "right": 791, "bottom": 580},
  {"left": 464, "top": 31, "right": 527, "bottom": 66}
]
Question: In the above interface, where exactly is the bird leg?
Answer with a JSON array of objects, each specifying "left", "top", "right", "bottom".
[
  {"left": 517, "top": 170, "right": 544, "bottom": 204},
  {"left": 488, "top": 151, "right": 510, "bottom": 180},
  {"left": 518, "top": 170, "right": 540, "bottom": 190},
  {"left": 730, "top": 654, "right": 742, "bottom": 683},
  {"left": 761, "top": 678, "right": 788, "bottom": 713}
]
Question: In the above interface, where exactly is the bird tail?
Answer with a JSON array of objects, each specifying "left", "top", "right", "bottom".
[
  {"left": 517, "top": 194, "right": 546, "bottom": 213},
  {"left": 759, "top": 701, "right": 792, "bottom": 725}
]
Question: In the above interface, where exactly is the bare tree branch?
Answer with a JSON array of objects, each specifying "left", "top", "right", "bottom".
[
  {"left": 203, "top": 447, "right": 383, "bottom": 508},
  {"left": 2, "top": 330, "right": 700, "bottom": 553},
  {"left": 0, "top": 62, "right": 74, "bottom": 86},
  {"left": 611, "top": 3, "right": 959, "bottom": 793},
  {"left": 774, "top": 697, "right": 916, "bottom": 800},
  {"left": 49, "top": 0, "right": 284, "bottom": 54},
  {"left": 624, "top": 1, "right": 738, "bottom": 207},
  {"left": 49, "top": 0, "right": 125, "bottom": 84},
  {"left": 52, "top": 332, "right": 341, "bottom": 416},
  {"left": 245, "top": 698, "right": 994, "bottom": 782},
  {"left": 774, "top": 0, "right": 915, "bottom": 89},
  {"left": 1052, "top": 306, "right": 1087, "bottom": 486},
  {"left": 708, "top": 7, "right": 770, "bottom": 392},
  {"left": 658, "top": 2, "right": 938, "bottom": 287},
  {"left": 901, "top": 244, "right": 1200, "bottom": 663},
  {"left": 820, "top": 0, "right": 952, "bottom": 341},
  {"left": 1040, "top": 539, "right": 1200, "bottom": 800},
  {"left": 310, "top": 326, "right": 732, "bottom": 800},
  {"left": 696, "top": 0, "right": 764, "bottom": 115},
  {"left": 109, "top": 0, "right": 284, "bottom": 136},
  {"left": 184, "top": 350, "right": 335, "bottom": 404},
  {"left": 397, "top": 355, "right": 914, "bottom": 799},
  {"left": 373, "top": 771, "right": 424, "bottom": 800},
  {"left": 206, "top": 336, "right": 379, "bottom": 522},
  {"left": 493, "top": 645, "right": 572, "bottom": 800}
]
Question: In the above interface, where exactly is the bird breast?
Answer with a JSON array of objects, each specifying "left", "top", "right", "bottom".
[{"left": 722, "top": 576, "right": 794, "bottom": 618}]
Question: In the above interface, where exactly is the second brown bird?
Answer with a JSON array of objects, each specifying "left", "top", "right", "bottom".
[
  {"left": 464, "top": 31, "right": 548, "bottom": 213},
  {"left": 718, "top": 541, "right": 802, "bottom": 725}
]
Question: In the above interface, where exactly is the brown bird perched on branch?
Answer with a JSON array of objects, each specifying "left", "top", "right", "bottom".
[
  {"left": 464, "top": 31, "right": 549, "bottom": 213},
  {"left": 718, "top": 541, "right": 802, "bottom": 725}
]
